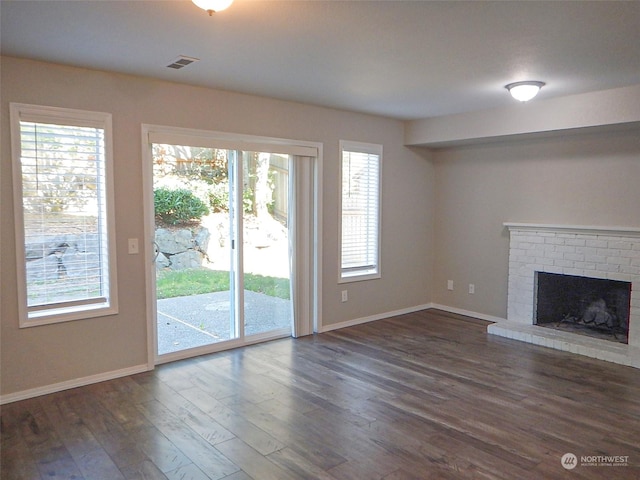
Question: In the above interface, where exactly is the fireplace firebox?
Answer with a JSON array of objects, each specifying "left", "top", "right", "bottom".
[{"left": 534, "top": 272, "right": 631, "bottom": 344}]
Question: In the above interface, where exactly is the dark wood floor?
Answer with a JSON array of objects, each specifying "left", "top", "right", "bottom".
[{"left": 2, "top": 309, "right": 640, "bottom": 480}]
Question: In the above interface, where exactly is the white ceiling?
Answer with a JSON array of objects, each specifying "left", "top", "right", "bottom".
[{"left": 2, "top": 0, "right": 640, "bottom": 120}]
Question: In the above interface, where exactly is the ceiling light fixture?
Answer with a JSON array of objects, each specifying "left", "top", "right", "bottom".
[
  {"left": 192, "top": 0, "right": 234, "bottom": 15},
  {"left": 505, "top": 81, "right": 546, "bottom": 102}
]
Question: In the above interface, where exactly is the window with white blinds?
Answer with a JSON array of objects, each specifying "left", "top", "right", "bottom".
[
  {"left": 339, "top": 141, "right": 381, "bottom": 281},
  {"left": 11, "top": 104, "right": 117, "bottom": 326}
]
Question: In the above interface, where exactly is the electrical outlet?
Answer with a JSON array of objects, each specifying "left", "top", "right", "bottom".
[
  {"left": 447, "top": 280, "right": 454, "bottom": 291},
  {"left": 128, "top": 238, "right": 139, "bottom": 255},
  {"left": 468, "top": 283, "right": 475, "bottom": 294},
  {"left": 341, "top": 290, "right": 348, "bottom": 302}
]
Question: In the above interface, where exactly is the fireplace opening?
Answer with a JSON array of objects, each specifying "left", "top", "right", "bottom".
[{"left": 534, "top": 272, "right": 631, "bottom": 344}]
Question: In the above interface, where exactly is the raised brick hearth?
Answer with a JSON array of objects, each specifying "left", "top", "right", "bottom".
[{"left": 488, "top": 223, "right": 640, "bottom": 368}]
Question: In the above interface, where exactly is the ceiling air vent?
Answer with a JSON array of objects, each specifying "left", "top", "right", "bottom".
[{"left": 166, "top": 55, "right": 200, "bottom": 70}]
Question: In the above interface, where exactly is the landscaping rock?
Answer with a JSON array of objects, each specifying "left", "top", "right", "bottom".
[
  {"left": 155, "top": 252, "right": 170, "bottom": 269},
  {"left": 170, "top": 250, "right": 203, "bottom": 270},
  {"left": 193, "top": 226, "right": 210, "bottom": 253},
  {"left": 154, "top": 226, "right": 210, "bottom": 270},
  {"left": 155, "top": 228, "right": 194, "bottom": 255}
]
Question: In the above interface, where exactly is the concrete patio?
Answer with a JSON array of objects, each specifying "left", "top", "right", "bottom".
[{"left": 157, "top": 290, "right": 292, "bottom": 355}]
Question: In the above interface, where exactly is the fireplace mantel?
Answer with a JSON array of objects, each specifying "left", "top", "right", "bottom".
[
  {"left": 489, "top": 223, "right": 640, "bottom": 368},
  {"left": 504, "top": 222, "right": 640, "bottom": 237}
]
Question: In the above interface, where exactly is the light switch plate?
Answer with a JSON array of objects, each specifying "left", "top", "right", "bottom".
[{"left": 128, "top": 238, "right": 139, "bottom": 254}]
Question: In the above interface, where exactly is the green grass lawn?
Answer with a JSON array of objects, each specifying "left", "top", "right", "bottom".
[{"left": 156, "top": 268, "right": 290, "bottom": 300}]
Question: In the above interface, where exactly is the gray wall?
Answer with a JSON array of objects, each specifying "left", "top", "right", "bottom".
[
  {"left": 431, "top": 130, "right": 640, "bottom": 318},
  {"left": 6, "top": 54, "right": 637, "bottom": 400},
  {"left": 1, "top": 56, "right": 434, "bottom": 398}
]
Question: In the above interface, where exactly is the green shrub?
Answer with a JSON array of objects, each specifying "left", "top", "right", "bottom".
[
  {"left": 208, "top": 183, "right": 254, "bottom": 214},
  {"left": 208, "top": 182, "right": 230, "bottom": 212},
  {"left": 154, "top": 188, "right": 210, "bottom": 225}
]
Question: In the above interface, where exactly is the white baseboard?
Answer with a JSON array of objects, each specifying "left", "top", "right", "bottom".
[
  {"left": 318, "top": 303, "right": 434, "bottom": 333},
  {"left": 429, "top": 303, "right": 505, "bottom": 324},
  {"left": 0, "top": 305, "right": 504, "bottom": 404},
  {"left": 0, "top": 363, "right": 151, "bottom": 405},
  {"left": 317, "top": 303, "right": 505, "bottom": 334}
]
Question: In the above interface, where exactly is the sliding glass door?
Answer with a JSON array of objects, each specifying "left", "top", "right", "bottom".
[
  {"left": 240, "top": 151, "right": 292, "bottom": 337},
  {"left": 151, "top": 143, "right": 292, "bottom": 357}
]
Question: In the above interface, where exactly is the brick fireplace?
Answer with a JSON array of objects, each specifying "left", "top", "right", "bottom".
[{"left": 488, "top": 223, "right": 640, "bottom": 368}]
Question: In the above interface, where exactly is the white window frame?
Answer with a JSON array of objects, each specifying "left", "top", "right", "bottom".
[
  {"left": 338, "top": 140, "right": 382, "bottom": 282},
  {"left": 10, "top": 103, "right": 118, "bottom": 327}
]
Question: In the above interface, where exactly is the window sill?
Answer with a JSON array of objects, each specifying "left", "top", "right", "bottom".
[
  {"left": 20, "top": 303, "right": 118, "bottom": 328},
  {"left": 339, "top": 272, "right": 381, "bottom": 284}
]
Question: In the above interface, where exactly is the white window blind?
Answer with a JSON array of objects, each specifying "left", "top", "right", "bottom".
[
  {"left": 11, "top": 104, "right": 117, "bottom": 326},
  {"left": 340, "top": 141, "right": 381, "bottom": 280}
]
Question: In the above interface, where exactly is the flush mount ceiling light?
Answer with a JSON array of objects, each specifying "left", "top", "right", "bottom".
[
  {"left": 192, "top": 0, "right": 234, "bottom": 15},
  {"left": 505, "top": 81, "right": 546, "bottom": 102}
]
